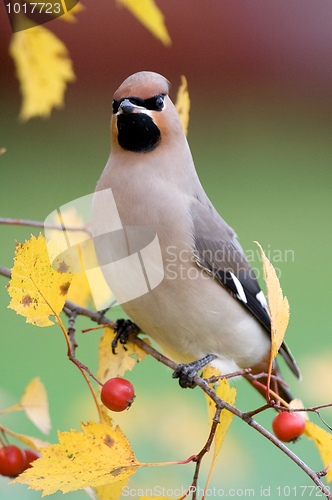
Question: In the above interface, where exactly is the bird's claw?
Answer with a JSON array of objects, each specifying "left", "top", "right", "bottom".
[
  {"left": 112, "top": 319, "right": 140, "bottom": 354},
  {"left": 172, "top": 363, "right": 198, "bottom": 388},
  {"left": 172, "top": 354, "right": 217, "bottom": 389}
]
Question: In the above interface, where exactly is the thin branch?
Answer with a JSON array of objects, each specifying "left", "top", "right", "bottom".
[
  {"left": 316, "top": 412, "right": 332, "bottom": 432},
  {"left": 244, "top": 402, "right": 272, "bottom": 418},
  {"left": 0, "top": 217, "right": 91, "bottom": 235},
  {"left": 192, "top": 406, "right": 222, "bottom": 500},
  {"left": 56, "top": 308, "right": 103, "bottom": 421},
  {"left": 66, "top": 308, "right": 103, "bottom": 387},
  {"left": 302, "top": 403, "right": 332, "bottom": 412},
  {"left": 204, "top": 368, "right": 251, "bottom": 384},
  {"left": 0, "top": 266, "right": 11, "bottom": 279}
]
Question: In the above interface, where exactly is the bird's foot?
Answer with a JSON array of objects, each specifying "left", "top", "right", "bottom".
[
  {"left": 112, "top": 319, "right": 140, "bottom": 354},
  {"left": 172, "top": 354, "right": 216, "bottom": 388}
]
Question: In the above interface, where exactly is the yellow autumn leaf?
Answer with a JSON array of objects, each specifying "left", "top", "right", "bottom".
[
  {"left": 305, "top": 421, "right": 332, "bottom": 482},
  {"left": 7, "top": 234, "right": 73, "bottom": 327},
  {"left": 20, "top": 377, "right": 51, "bottom": 434},
  {"left": 98, "top": 327, "right": 149, "bottom": 383},
  {"left": 9, "top": 24, "right": 75, "bottom": 121},
  {"left": 117, "top": 0, "right": 171, "bottom": 46},
  {"left": 94, "top": 479, "right": 130, "bottom": 500},
  {"left": 13, "top": 421, "right": 140, "bottom": 494},
  {"left": 255, "top": 242, "right": 289, "bottom": 358},
  {"left": 175, "top": 75, "right": 190, "bottom": 137},
  {"left": 203, "top": 366, "right": 236, "bottom": 492}
]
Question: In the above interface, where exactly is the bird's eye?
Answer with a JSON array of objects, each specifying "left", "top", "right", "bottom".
[
  {"left": 141, "top": 94, "right": 166, "bottom": 112},
  {"left": 112, "top": 100, "right": 119, "bottom": 114},
  {"left": 154, "top": 94, "right": 165, "bottom": 111}
]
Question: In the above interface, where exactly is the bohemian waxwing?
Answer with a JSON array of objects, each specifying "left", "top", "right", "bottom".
[{"left": 92, "top": 71, "right": 301, "bottom": 402}]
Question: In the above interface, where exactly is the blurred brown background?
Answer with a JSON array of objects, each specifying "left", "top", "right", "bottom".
[{"left": 2, "top": 0, "right": 332, "bottom": 100}]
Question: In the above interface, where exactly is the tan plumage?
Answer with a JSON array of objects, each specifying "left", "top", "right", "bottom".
[{"left": 92, "top": 71, "right": 300, "bottom": 401}]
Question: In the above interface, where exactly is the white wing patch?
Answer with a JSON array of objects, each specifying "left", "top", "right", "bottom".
[
  {"left": 256, "top": 290, "right": 268, "bottom": 310},
  {"left": 230, "top": 272, "right": 247, "bottom": 303}
]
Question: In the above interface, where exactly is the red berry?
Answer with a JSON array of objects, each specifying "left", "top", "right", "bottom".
[
  {"left": 0, "top": 445, "right": 26, "bottom": 477},
  {"left": 272, "top": 411, "right": 306, "bottom": 442},
  {"left": 101, "top": 377, "right": 135, "bottom": 412},
  {"left": 22, "top": 449, "right": 41, "bottom": 470}
]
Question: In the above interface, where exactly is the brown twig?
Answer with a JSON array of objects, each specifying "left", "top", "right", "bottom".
[
  {"left": 192, "top": 406, "right": 222, "bottom": 500},
  {"left": 0, "top": 217, "right": 91, "bottom": 235},
  {"left": 300, "top": 409, "right": 332, "bottom": 432},
  {"left": 0, "top": 266, "right": 11, "bottom": 279},
  {"left": 204, "top": 368, "right": 251, "bottom": 384},
  {"left": 64, "top": 306, "right": 104, "bottom": 387}
]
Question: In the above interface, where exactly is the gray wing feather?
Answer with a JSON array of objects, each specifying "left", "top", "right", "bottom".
[{"left": 190, "top": 197, "right": 301, "bottom": 379}]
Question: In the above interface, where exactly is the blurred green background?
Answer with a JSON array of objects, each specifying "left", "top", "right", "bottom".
[{"left": 1, "top": 0, "right": 332, "bottom": 498}]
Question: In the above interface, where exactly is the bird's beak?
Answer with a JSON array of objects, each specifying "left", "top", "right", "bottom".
[{"left": 119, "top": 99, "right": 145, "bottom": 115}]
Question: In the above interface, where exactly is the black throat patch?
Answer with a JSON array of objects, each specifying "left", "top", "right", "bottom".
[{"left": 117, "top": 113, "right": 161, "bottom": 153}]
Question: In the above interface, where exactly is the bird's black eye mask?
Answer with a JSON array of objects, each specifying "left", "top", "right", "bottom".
[{"left": 112, "top": 94, "right": 166, "bottom": 114}]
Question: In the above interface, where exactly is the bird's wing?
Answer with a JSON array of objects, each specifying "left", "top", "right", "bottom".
[{"left": 190, "top": 198, "right": 301, "bottom": 379}]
